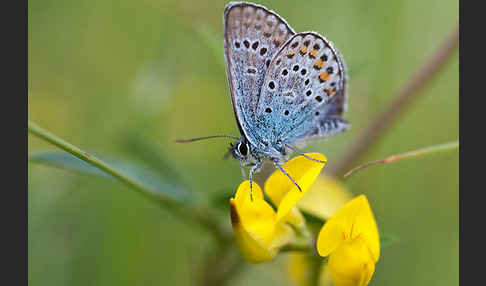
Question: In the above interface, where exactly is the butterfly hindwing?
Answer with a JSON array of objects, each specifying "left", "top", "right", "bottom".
[
  {"left": 223, "top": 2, "right": 295, "bottom": 140},
  {"left": 254, "top": 32, "right": 348, "bottom": 146}
]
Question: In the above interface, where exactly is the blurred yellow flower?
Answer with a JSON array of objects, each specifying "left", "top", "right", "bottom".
[
  {"left": 317, "top": 195, "right": 380, "bottom": 286},
  {"left": 230, "top": 153, "right": 327, "bottom": 264},
  {"left": 297, "top": 175, "right": 353, "bottom": 220}
]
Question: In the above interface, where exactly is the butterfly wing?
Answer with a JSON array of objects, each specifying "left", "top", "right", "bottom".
[
  {"left": 254, "top": 32, "right": 349, "bottom": 147},
  {"left": 223, "top": 2, "right": 295, "bottom": 142}
]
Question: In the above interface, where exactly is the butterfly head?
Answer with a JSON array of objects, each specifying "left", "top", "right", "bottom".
[
  {"left": 229, "top": 136, "right": 264, "bottom": 167},
  {"left": 230, "top": 137, "right": 251, "bottom": 160}
]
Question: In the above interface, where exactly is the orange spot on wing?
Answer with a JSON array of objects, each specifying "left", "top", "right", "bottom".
[
  {"left": 314, "top": 59, "right": 326, "bottom": 69},
  {"left": 319, "top": 72, "right": 331, "bottom": 82},
  {"left": 309, "top": 49, "right": 318, "bottom": 58},
  {"left": 300, "top": 46, "right": 308, "bottom": 55},
  {"left": 324, "top": 88, "right": 335, "bottom": 97}
]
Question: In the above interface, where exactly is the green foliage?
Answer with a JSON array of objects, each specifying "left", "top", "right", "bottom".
[
  {"left": 29, "top": 152, "right": 190, "bottom": 202},
  {"left": 28, "top": 0, "right": 458, "bottom": 285}
]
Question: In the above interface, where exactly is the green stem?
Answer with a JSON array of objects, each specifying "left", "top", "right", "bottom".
[
  {"left": 29, "top": 120, "right": 173, "bottom": 204},
  {"left": 343, "top": 141, "right": 459, "bottom": 178},
  {"left": 28, "top": 120, "right": 230, "bottom": 243},
  {"left": 280, "top": 242, "right": 312, "bottom": 253},
  {"left": 281, "top": 234, "right": 313, "bottom": 253}
]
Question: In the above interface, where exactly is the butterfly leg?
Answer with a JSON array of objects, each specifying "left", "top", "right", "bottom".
[
  {"left": 273, "top": 160, "right": 302, "bottom": 192},
  {"left": 285, "top": 144, "right": 327, "bottom": 164},
  {"left": 241, "top": 167, "right": 247, "bottom": 180},
  {"left": 248, "top": 162, "right": 262, "bottom": 201}
]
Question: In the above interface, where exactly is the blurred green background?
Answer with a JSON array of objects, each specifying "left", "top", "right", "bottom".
[{"left": 28, "top": 0, "right": 458, "bottom": 285}]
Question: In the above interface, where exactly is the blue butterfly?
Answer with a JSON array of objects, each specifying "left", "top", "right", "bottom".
[{"left": 178, "top": 2, "right": 349, "bottom": 195}]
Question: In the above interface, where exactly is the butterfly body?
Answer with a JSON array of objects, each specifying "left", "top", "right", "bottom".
[{"left": 224, "top": 2, "right": 349, "bottom": 180}]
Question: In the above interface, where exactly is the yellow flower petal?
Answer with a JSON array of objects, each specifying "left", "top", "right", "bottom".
[
  {"left": 298, "top": 176, "right": 353, "bottom": 220},
  {"left": 283, "top": 207, "right": 307, "bottom": 228},
  {"left": 347, "top": 197, "right": 380, "bottom": 262},
  {"left": 230, "top": 181, "right": 293, "bottom": 263},
  {"left": 316, "top": 195, "right": 380, "bottom": 262},
  {"left": 230, "top": 212, "right": 276, "bottom": 263},
  {"left": 264, "top": 153, "right": 327, "bottom": 223},
  {"left": 328, "top": 237, "right": 375, "bottom": 286}
]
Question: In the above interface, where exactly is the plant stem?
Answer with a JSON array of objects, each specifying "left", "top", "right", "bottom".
[
  {"left": 281, "top": 236, "right": 314, "bottom": 253},
  {"left": 328, "top": 23, "right": 459, "bottom": 176},
  {"left": 343, "top": 141, "right": 458, "bottom": 178},
  {"left": 280, "top": 243, "right": 312, "bottom": 253},
  {"left": 28, "top": 120, "right": 230, "bottom": 243},
  {"left": 29, "top": 121, "right": 174, "bottom": 203}
]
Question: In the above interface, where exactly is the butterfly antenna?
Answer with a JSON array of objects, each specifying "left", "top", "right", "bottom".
[
  {"left": 175, "top": 135, "right": 239, "bottom": 143},
  {"left": 286, "top": 144, "right": 327, "bottom": 164}
]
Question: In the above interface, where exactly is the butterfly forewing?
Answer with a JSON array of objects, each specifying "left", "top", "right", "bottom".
[
  {"left": 223, "top": 2, "right": 295, "bottom": 140},
  {"left": 254, "top": 32, "right": 348, "bottom": 145}
]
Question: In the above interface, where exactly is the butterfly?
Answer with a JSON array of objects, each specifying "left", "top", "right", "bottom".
[{"left": 177, "top": 2, "right": 349, "bottom": 196}]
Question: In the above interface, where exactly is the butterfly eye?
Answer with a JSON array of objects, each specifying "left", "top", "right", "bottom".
[{"left": 238, "top": 142, "right": 248, "bottom": 156}]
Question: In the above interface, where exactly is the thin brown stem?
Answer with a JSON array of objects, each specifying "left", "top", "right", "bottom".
[
  {"left": 343, "top": 141, "right": 458, "bottom": 178},
  {"left": 327, "top": 23, "right": 459, "bottom": 176}
]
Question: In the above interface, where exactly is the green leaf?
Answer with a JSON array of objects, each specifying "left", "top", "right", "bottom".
[
  {"left": 29, "top": 152, "right": 110, "bottom": 178},
  {"left": 28, "top": 121, "right": 229, "bottom": 242},
  {"left": 29, "top": 152, "right": 191, "bottom": 203},
  {"left": 118, "top": 134, "right": 188, "bottom": 186}
]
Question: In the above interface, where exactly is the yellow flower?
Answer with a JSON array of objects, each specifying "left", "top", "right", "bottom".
[
  {"left": 298, "top": 175, "right": 353, "bottom": 220},
  {"left": 230, "top": 153, "right": 327, "bottom": 264},
  {"left": 317, "top": 195, "right": 380, "bottom": 286},
  {"left": 265, "top": 153, "right": 327, "bottom": 226},
  {"left": 230, "top": 181, "right": 293, "bottom": 263}
]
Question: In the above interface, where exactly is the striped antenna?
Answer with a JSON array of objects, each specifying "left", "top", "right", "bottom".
[{"left": 175, "top": 135, "right": 239, "bottom": 143}]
